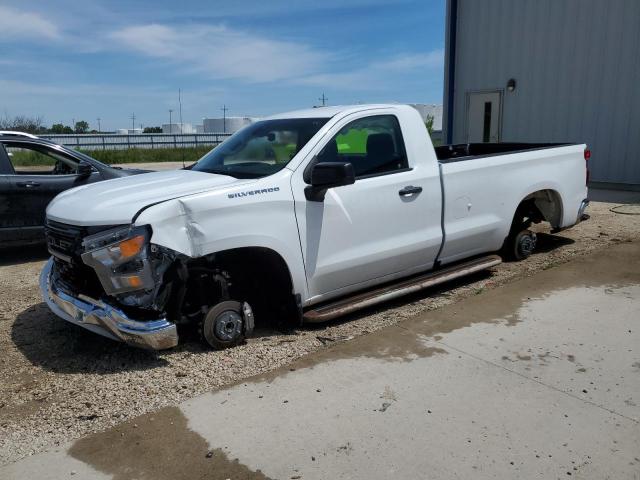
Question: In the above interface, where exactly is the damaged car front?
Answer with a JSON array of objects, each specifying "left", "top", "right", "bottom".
[
  {"left": 41, "top": 221, "right": 180, "bottom": 349},
  {"left": 39, "top": 116, "right": 330, "bottom": 351}
]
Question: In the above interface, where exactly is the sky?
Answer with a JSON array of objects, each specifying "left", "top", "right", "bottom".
[{"left": 0, "top": 0, "right": 446, "bottom": 131}]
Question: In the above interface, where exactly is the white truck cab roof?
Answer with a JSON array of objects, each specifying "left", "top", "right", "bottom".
[{"left": 265, "top": 104, "right": 407, "bottom": 120}]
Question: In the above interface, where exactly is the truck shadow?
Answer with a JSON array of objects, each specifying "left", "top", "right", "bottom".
[
  {"left": 11, "top": 303, "right": 171, "bottom": 374},
  {"left": 0, "top": 244, "right": 49, "bottom": 267},
  {"left": 302, "top": 234, "right": 574, "bottom": 332},
  {"left": 303, "top": 269, "right": 495, "bottom": 333},
  {"left": 11, "top": 304, "right": 290, "bottom": 374},
  {"left": 533, "top": 232, "right": 575, "bottom": 253}
]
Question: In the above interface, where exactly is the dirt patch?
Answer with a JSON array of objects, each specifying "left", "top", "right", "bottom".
[
  {"left": 69, "top": 407, "right": 271, "bottom": 480},
  {"left": 1, "top": 200, "right": 639, "bottom": 465}
]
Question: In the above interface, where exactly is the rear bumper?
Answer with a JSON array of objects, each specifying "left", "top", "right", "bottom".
[
  {"left": 577, "top": 198, "right": 590, "bottom": 222},
  {"left": 39, "top": 258, "right": 178, "bottom": 350}
]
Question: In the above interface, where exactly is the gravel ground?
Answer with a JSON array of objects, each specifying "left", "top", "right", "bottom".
[{"left": 1, "top": 200, "right": 639, "bottom": 466}]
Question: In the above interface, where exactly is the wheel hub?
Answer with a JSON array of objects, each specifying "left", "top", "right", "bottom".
[
  {"left": 518, "top": 232, "right": 537, "bottom": 257},
  {"left": 213, "top": 310, "right": 243, "bottom": 342}
]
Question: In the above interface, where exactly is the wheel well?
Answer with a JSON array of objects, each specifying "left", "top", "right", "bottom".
[
  {"left": 177, "top": 247, "right": 300, "bottom": 329},
  {"left": 511, "top": 189, "right": 563, "bottom": 232}
]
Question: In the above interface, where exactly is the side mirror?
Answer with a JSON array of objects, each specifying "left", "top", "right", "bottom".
[
  {"left": 77, "top": 162, "right": 93, "bottom": 177},
  {"left": 305, "top": 161, "right": 355, "bottom": 201}
]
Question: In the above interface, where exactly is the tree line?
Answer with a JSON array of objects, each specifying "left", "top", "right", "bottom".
[{"left": 0, "top": 115, "right": 162, "bottom": 134}]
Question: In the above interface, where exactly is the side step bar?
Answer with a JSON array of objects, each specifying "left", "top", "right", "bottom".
[{"left": 303, "top": 255, "right": 502, "bottom": 323}]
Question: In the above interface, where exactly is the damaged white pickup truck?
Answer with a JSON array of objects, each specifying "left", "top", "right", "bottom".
[{"left": 40, "top": 104, "right": 590, "bottom": 350}]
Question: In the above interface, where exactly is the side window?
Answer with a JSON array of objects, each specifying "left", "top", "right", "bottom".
[
  {"left": 4, "top": 144, "right": 80, "bottom": 175},
  {"left": 317, "top": 115, "right": 408, "bottom": 178}
]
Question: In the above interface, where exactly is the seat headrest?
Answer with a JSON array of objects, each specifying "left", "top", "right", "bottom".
[{"left": 366, "top": 133, "right": 395, "bottom": 159}]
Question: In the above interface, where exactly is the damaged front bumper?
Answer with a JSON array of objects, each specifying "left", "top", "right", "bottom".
[{"left": 40, "top": 258, "right": 178, "bottom": 350}]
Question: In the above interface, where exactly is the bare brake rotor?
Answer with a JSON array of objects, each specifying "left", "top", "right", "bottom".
[{"left": 214, "top": 310, "right": 244, "bottom": 342}]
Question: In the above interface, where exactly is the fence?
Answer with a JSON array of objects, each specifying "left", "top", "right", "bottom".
[
  {"left": 38, "top": 130, "right": 445, "bottom": 151},
  {"left": 39, "top": 133, "right": 233, "bottom": 151}
]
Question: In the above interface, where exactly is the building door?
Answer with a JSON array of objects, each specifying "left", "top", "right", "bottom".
[{"left": 466, "top": 91, "right": 501, "bottom": 143}]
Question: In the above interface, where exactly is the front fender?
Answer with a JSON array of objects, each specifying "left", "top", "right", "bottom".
[{"left": 134, "top": 175, "right": 308, "bottom": 299}]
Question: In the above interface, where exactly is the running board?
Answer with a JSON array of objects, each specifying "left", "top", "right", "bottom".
[{"left": 303, "top": 255, "right": 502, "bottom": 323}]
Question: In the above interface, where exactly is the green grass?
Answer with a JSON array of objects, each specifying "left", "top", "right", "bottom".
[{"left": 9, "top": 146, "right": 214, "bottom": 166}]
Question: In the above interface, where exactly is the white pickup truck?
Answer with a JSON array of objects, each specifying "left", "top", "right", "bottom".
[{"left": 40, "top": 104, "right": 590, "bottom": 350}]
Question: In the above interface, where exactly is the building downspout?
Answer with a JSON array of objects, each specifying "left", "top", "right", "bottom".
[{"left": 444, "top": 0, "right": 458, "bottom": 144}]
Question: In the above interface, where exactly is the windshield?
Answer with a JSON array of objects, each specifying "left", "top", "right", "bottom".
[{"left": 192, "top": 118, "right": 329, "bottom": 178}]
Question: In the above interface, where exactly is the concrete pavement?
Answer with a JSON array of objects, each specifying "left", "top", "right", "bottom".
[{"left": 2, "top": 241, "right": 639, "bottom": 479}]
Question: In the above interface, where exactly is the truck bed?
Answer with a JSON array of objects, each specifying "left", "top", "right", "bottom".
[{"left": 435, "top": 142, "right": 574, "bottom": 163}]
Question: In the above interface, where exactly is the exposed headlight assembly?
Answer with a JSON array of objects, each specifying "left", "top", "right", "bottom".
[{"left": 81, "top": 225, "right": 155, "bottom": 295}]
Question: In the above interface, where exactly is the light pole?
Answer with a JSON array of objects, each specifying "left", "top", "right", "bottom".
[{"left": 221, "top": 104, "right": 229, "bottom": 133}]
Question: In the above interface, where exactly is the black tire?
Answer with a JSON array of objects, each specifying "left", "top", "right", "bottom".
[
  {"left": 200, "top": 300, "right": 246, "bottom": 349},
  {"left": 503, "top": 229, "right": 537, "bottom": 261}
]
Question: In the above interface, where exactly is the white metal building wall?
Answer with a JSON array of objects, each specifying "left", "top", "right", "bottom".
[{"left": 443, "top": 0, "right": 640, "bottom": 186}]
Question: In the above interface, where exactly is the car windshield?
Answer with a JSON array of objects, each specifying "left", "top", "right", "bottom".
[{"left": 192, "top": 118, "right": 329, "bottom": 178}]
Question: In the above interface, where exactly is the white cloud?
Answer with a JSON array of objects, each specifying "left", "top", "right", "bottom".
[
  {"left": 109, "top": 24, "right": 330, "bottom": 83},
  {"left": 0, "top": 6, "right": 61, "bottom": 41},
  {"left": 298, "top": 48, "right": 445, "bottom": 90},
  {"left": 373, "top": 49, "right": 444, "bottom": 71},
  {"left": 108, "top": 23, "right": 444, "bottom": 90}
]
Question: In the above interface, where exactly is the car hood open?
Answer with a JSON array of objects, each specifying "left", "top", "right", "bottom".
[{"left": 46, "top": 169, "right": 247, "bottom": 226}]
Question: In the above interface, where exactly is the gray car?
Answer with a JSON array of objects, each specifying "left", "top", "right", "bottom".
[{"left": 0, "top": 133, "right": 148, "bottom": 247}]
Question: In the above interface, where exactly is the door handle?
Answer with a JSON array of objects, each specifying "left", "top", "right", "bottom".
[
  {"left": 16, "top": 181, "right": 41, "bottom": 188},
  {"left": 399, "top": 185, "right": 423, "bottom": 196}
]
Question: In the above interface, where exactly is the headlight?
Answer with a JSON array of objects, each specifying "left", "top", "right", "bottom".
[{"left": 81, "top": 225, "right": 155, "bottom": 295}]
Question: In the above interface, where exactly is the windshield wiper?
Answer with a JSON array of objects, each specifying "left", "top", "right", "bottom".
[{"left": 198, "top": 167, "right": 237, "bottom": 177}]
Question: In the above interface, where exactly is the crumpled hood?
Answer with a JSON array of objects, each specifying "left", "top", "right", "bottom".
[{"left": 46, "top": 169, "right": 246, "bottom": 226}]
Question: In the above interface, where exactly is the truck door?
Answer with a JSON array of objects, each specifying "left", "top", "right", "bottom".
[{"left": 292, "top": 112, "right": 443, "bottom": 300}]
